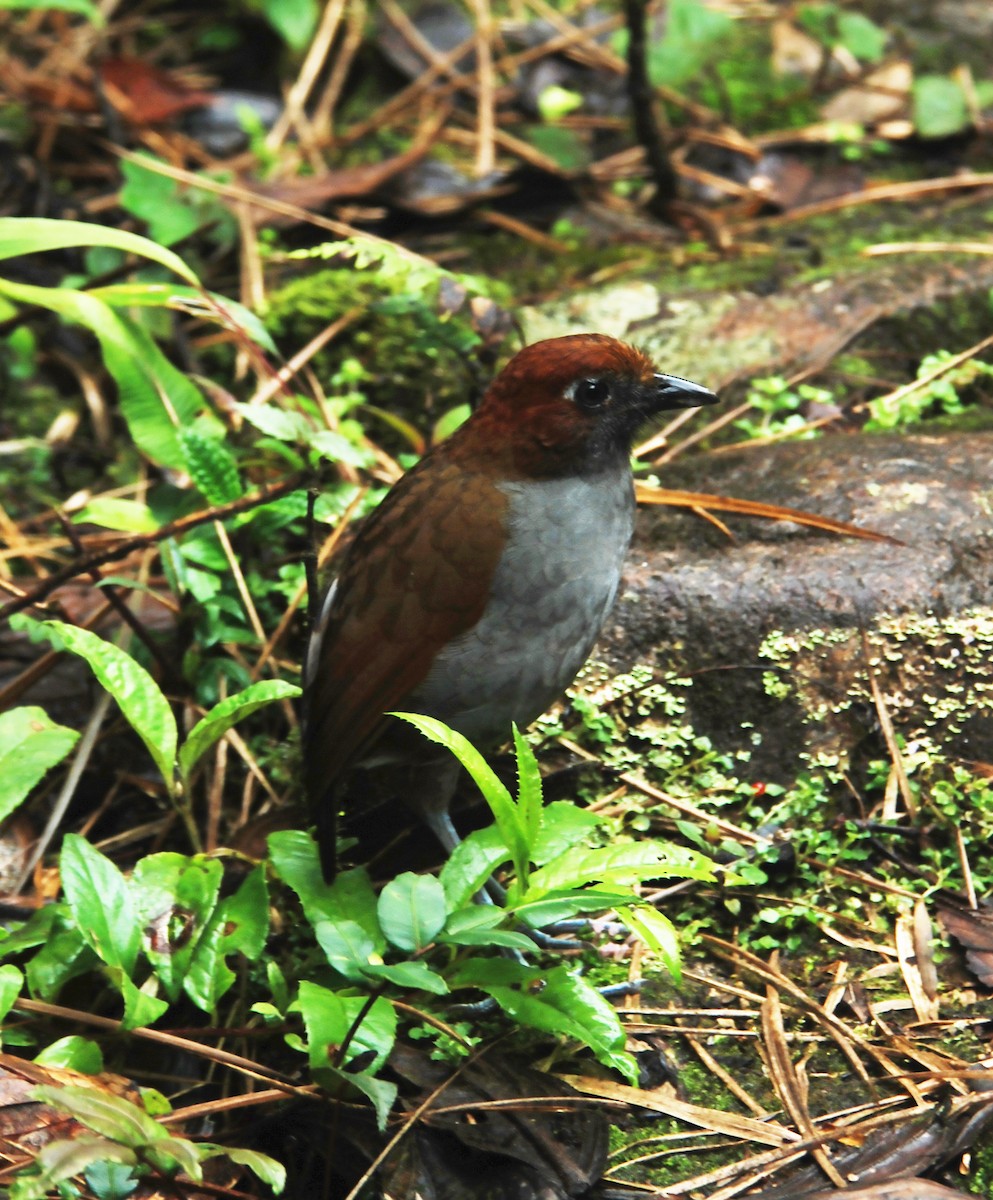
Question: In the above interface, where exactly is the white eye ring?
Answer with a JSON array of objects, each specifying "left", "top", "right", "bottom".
[{"left": 567, "top": 377, "right": 611, "bottom": 410}]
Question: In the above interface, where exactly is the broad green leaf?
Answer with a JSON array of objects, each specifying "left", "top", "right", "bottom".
[
  {"left": 61, "top": 835, "right": 140, "bottom": 974},
  {"left": 439, "top": 907, "right": 534, "bottom": 951},
  {"left": 117, "top": 971, "right": 170, "bottom": 1030},
  {"left": 25, "top": 915, "right": 98, "bottom": 1001},
  {"left": 0, "top": 217, "right": 198, "bottom": 284},
  {"left": 295, "top": 982, "right": 397, "bottom": 1075},
  {"left": 33, "top": 1137, "right": 136, "bottom": 1195},
  {"left": 453, "top": 961, "right": 635, "bottom": 1083},
  {"left": 143, "top": 1135, "right": 204, "bottom": 1180},
  {"left": 512, "top": 886, "right": 642, "bottom": 929},
  {"left": 200, "top": 1145, "right": 286, "bottom": 1193},
  {"left": 12, "top": 617, "right": 177, "bottom": 790},
  {"left": 361, "top": 960, "right": 449, "bottom": 994},
  {"left": 526, "top": 840, "right": 713, "bottom": 896},
  {"left": 617, "top": 905, "right": 682, "bottom": 983},
  {"left": 235, "top": 402, "right": 312, "bottom": 442},
  {"left": 913, "top": 75, "right": 969, "bottom": 139},
  {"left": 530, "top": 802, "right": 600, "bottom": 865},
  {"left": 35, "top": 1036, "right": 104, "bottom": 1075},
  {"left": 520, "top": 125, "right": 590, "bottom": 171},
  {"left": 0, "top": 278, "right": 204, "bottom": 468},
  {"left": 182, "top": 907, "right": 234, "bottom": 1014},
  {"left": 73, "top": 497, "right": 159, "bottom": 533},
  {"left": 640, "top": 0, "right": 733, "bottom": 88},
  {"left": 837, "top": 11, "right": 887, "bottom": 62},
  {"left": 331, "top": 1067, "right": 398, "bottom": 1132},
  {"left": 308, "top": 429, "right": 375, "bottom": 468},
  {"left": 0, "top": 964, "right": 23, "bottom": 1023},
  {"left": 84, "top": 1160, "right": 141, "bottom": 1199},
  {"left": 377, "top": 873, "right": 447, "bottom": 953},
  {"left": 131, "top": 854, "right": 224, "bottom": 1001},
  {"left": 30, "top": 1085, "right": 165, "bottom": 1148},
  {"left": 439, "top": 824, "right": 511, "bottom": 910},
  {"left": 259, "top": 0, "right": 318, "bottom": 49},
  {"left": 313, "top": 917, "right": 378, "bottom": 982},
  {"left": 0, "top": 706, "right": 79, "bottom": 820},
  {"left": 179, "top": 680, "right": 300, "bottom": 781},
  {"left": 118, "top": 158, "right": 200, "bottom": 246},
  {"left": 219, "top": 864, "right": 269, "bottom": 959},
  {"left": 269, "top": 833, "right": 382, "bottom": 931}
]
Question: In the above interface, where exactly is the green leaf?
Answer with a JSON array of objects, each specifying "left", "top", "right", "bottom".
[
  {"left": 0, "top": 217, "right": 199, "bottom": 284},
  {"left": 259, "top": 0, "right": 319, "bottom": 50},
  {"left": 513, "top": 886, "right": 643, "bottom": 929},
  {"left": 182, "top": 906, "right": 234, "bottom": 1014},
  {"left": 453, "top": 961, "right": 635, "bottom": 1083},
  {"left": 520, "top": 125, "right": 590, "bottom": 171},
  {"left": 33, "top": 1136, "right": 136, "bottom": 1197},
  {"left": 439, "top": 825, "right": 511, "bottom": 910},
  {"left": 537, "top": 85, "right": 583, "bottom": 122},
  {"left": 178, "top": 426, "right": 244, "bottom": 506},
  {"left": 269, "top": 833, "right": 385, "bottom": 963},
  {"left": 392, "top": 713, "right": 530, "bottom": 885},
  {"left": 91, "top": 282, "right": 276, "bottom": 353},
  {"left": 512, "top": 726, "right": 543, "bottom": 848},
  {"left": 235, "top": 402, "right": 312, "bottom": 442},
  {"left": 219, "top": 864, "right": 269, "bottom": 959},
  {"left": 913, "top": 75, "right": 969, "bottom": 139},
  {"left": 73, "top": 497, "right": 159, "bottom": 533},
  {"left": 179, "top": 680, "right": 300, "bottom": 781},
  {"left": 117, "top": 971, "right": 170, "bottom": 1030},
  {"left": 439, "top": 907, "right": 534, "bottom": 951},
  {"left": 25, "top": 914, "right": 98, "bottom": 1000},
  {"left": 377, "top": 873, "right": 447, "bottom": 953},
  {"left": 0, "top": 964, "right": 23, "bottom": 1023},
  {"left": 200, "top": 1145, "right": 286, "bottom": 1193},
  {"left": 118, "top": 159, "right": 201, "bottom": 247},
  {"left": 530, "top": 802, "right": 600, "bottom": 865},
  {"left": 60, "top": 835, "right": 140, "bottom": 974},
  {"left": 362, "top": 960, "right": 449, "bottom": 993},
  {"left": 294, "top": 982, "right": 397, "bottom": 1075},
  {"left": 0, "top": 277, "right": 205, "bottom": 469},
  {"left": 643, "top": 0, "right": 733, "bottom": 88},
  {"left": 84, "top": 1159, "right": 141, "bottom": 1200},
  {"left": 837, "top": 11, "right": 887, "bottom": 62},
  {"left": 0, "top": 0, "right": 101, "bottom": 16},
  {"left": 12, "top": 617, "right": 177, "bottom": 790},
  {"left": 526, "top": 840, "right": 713, "bottom": 896},
  {"left": 131, "top": 854, "right": 224, "bottom": 1002},
  {"left": 35, "top": 1036, "right": 104, "bottom": 1075},
  {"left": 0, "top": 706, "right": 79, "bottom": 821},
  {"left": 31, "top": 1085, "right": 165, "bottom": 1149},
  {"left": 616, "top": 905, "right": 682, "bottom": 984}
]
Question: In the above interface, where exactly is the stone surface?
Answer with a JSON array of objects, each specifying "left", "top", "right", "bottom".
[{"left": 598, "top": 431, "right": 993, "bottom": 775}]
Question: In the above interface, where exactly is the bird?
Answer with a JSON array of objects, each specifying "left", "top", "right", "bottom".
[{"left": 303, "top": 333, "right": 717, "bottom": 880}]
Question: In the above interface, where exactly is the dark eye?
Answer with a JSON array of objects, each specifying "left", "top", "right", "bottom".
[{"left": 573, "top": 377, "right": 611, "bottom": 410}]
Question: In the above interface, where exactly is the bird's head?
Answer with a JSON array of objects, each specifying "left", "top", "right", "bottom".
[{"left": 452, "top": 334, "right": 718, "bottom": 479}]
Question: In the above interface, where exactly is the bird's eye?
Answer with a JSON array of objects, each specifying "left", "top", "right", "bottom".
[{"left": 572, "top": 377, "right": 611, "bottom": 410}]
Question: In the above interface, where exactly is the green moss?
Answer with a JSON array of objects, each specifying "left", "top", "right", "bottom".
[{"left": 263, "top": 265, "right": 512, "bottom": 433}]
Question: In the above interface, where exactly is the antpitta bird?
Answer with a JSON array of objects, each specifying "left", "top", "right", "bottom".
[{"left": 304, "top": 334, "right": 717, "bottom": 879}]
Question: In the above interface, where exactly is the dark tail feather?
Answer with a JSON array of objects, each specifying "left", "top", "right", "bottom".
[{"left": 314, "top": 790, "right": 338, "bottom": 883}]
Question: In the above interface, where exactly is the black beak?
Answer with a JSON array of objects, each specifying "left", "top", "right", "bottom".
[{"left": 654, "top": 373, "right": 718, "bottom": 411}]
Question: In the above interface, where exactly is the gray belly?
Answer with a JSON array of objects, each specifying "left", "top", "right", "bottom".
[{"left": 409, "top": 468, "right": 634, "bottom": 744}]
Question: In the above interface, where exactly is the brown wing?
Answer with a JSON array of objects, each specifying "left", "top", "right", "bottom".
[{"left": 303, "top": 455, "right": 508, "bottom": 865}]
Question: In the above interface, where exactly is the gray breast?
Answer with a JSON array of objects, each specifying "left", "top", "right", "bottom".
[{"left": 410, "top": 466, "right": 635, "bottom": 744}]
